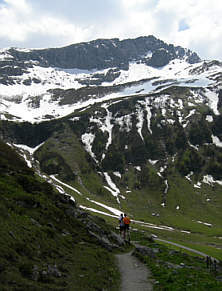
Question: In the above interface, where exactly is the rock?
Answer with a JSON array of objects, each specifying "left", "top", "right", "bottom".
[
  {"left": 62, "top": 229, "right": 70, "bottom": 236},
  {"left": 88, "top": 231, "right": 118, "bottom": 251},
  {"left": 76, "top": 210, "right": 88, "bottom": 219},
  {"left": 165, "top": 262, "right": 183, "bottom": 269},
  {"left": 31, "top": 265, "right": 39, "bottom": 281},
  {"left": 133, "top": 244, "right": 157, "bottom": 258},
  {"left": 147, "top": 48, "right": 171, "bottom": 67},
  {"left": 30, "top": 218, "right": 41, "bottom": 227},
  {"left": 47, "top": 264, "right": 62, "bottom": 278},
  {"left": 9, "top": 231, "right": 16, "bottom": 239},
  {"left": 41, "top": 270, "right": 48, "bottom": 282},
  {"left": 108, "top": 231, "right": 125, "bottom": 246},
  {"left": 22, "top": 78, "right": 32, "bottom": 85},
  {"left": 216, "top": 275, "right": 222, "bottom": 282},
  {"left": 2, "top": 36, "right": 200, "bottom": 87},
  {"left": 64, "top": 207, "right": 76, "bottom": 217},
  {"left": 169, "top": 250, "right": 180, "bottom": 256},
  {"left": 145, "top": 235, "right": 155, "bottom": 242},
  {"left": 47, "top": 223, "right": 55, "bottom": 229},
  {"left": 0, "top": 264, "right": 5, "bottom": 273},
  {"left": 86, "top": 221, "right": 105, "bottom": 235}
]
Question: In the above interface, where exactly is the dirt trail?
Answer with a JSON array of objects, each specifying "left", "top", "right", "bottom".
[
  {"left": 155, "top": 238, "right": 219, "bottom": 262},
  {"left": 115, "top": 251, "right": 153, "bottom": 291}
]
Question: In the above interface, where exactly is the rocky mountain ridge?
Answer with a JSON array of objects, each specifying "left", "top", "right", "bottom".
[
  {"left": 3, "top": 35, "right": 200, "bottom": 70},
  {"left": 0, "top": 35, "right": 200, "bottom": 92}
]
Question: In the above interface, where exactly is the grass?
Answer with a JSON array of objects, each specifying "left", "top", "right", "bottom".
[
  {"left": 155, "top": 240, "right": 206, "bottom": 258},
  {"left": 0, "top": 141, "right": 122, "bottom": 291},
  {"left": 131, "top": 230, "right": 222, "bottom": 290},
  {"left": 54, "top": 175, "right": 222, "bottom": 262},
  {"left": 32, "top": 119, "right": 222, "bottom": 257}
]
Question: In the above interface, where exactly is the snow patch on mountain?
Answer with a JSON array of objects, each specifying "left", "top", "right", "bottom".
[
  {"left": 79, "top": 206, "right": 117, "bottom": 218},
  {"left": 185, "top": 172, "right": 193, "bottom": 182},
  {"left": 101, "top": 104, "right": 113, "bottom": 150},
  {"left": 103, "top": 172, "right": 121, "bottom": 203},
  {"left": 85, "top": 197, "right": 122, "bottom": 216},
  {"left": 164, "top": 179, "right": 169, "bottom": 194},
  {"left": 89, "top": 104, "right": 114, "bottom": 155},
  {"left": 114, "top": 114, "right": 132, "bottom": 132},
  {"left": 149, "top": 160, "right": 158, "bottom": 165},
  {"left": 135, "top": 104, "right": 144, "bottom": 141},
  {"left": 81, "top": 133, "right": 98, "bottom": 163},
  {"left": 112, "top": 60, "right": 192, "bottom": 85},
  {"left": 113, "top": 172, "right": 122, "bottom": 178},
  {"left": 211, "top": 135, "right": 222, "bottom": 147},
  {"left": 203, "top": 175, "right": 222, "bottom": 186},
  {"left": 186, "top": 109, "right": 196, "bottom": 119},
  {"left": 0, "top": 57, "right": 220, "bottom": 124},
  {"left": 194, "top": 182, "right": 201, "bottom": 188},
  {"left": 50, "top": 175, "right": 82, "bottom": 195},
  {"left": 196, "top": 220, "right": 212, "bottom": 227},
  {"left": 138, "top": 99, "right": 152, "bottom": 134},
  {"left": 204, "top": 89, "right": 220, "bottom": 115},
  {"left": 14, "top": 142, "right": 44, "bottom": 154},
  {"left": 206, "top": 115, "right": 213, "bottom": 122}
]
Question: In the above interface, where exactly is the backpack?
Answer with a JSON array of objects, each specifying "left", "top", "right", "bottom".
[
  {"left": 123, "top": 216, "right": 130, "bottom": 225},
  {"left": 119, "top": 216, "right": 124, "bottom": 227}
]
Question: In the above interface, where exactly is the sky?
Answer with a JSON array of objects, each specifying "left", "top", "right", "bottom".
[{"left": 0, "top": 0, "right": 221, "bottom": 61}]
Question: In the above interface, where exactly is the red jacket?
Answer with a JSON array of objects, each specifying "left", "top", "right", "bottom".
[{"left": 123, "top": 216, "right": 130, "bottom": 225}]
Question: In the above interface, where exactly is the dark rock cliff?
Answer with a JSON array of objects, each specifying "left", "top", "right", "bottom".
[{"left": 8, "top": 35, "right": 200, "bottom": 70}]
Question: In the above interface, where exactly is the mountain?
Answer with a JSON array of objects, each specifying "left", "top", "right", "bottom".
[
  {"left": 0, "top": 35, "right": 201, "bottom": 122},
  {"left": 0, "top": 35, "right": 222, "bottom": 248}
]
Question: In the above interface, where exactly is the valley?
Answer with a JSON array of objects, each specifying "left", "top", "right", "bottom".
[{"left": 1, "top": 35, "right": 222, "bottom": 264}]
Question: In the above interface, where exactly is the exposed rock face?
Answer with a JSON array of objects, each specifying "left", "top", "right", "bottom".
[
  {"left": 5, "top": 35, "right": 200, "bottom": 71},
  {"left": 133, "top": 244, "right": 159, "bottom": 259},
  {"left": 147, "top": 48, "right": 171, "bottom": 67}
]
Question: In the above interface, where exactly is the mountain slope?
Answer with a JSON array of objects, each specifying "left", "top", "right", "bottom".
[
  {"left": 0, "top": 36, "right": 222, "bottom": 251},
  {"left": 0, "top": 35, "right": 204, "bottom": 122},
  {"left": 0, "top": 141, "right": 121, "bottom": 290}
]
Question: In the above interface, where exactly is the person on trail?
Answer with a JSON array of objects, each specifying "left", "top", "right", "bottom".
[
  {"left": 119, "top": 213, "right": 124, "bottom": 238},
  {"left": 123, "top": 213, "right": 131, "bottom": 241}
]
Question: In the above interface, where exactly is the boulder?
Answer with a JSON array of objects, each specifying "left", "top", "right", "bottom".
[
  {"left": 108, "top": 231, "right": 125, "bottom": 246},
  {"left": 88, "top": 231, "right": 118, "bottom": 251},
  {"left": 133, "top": 244, "right": 158, "bottom": 258},
  {"left": 47, "top": 264, "right": 62, "bottom": 278}
]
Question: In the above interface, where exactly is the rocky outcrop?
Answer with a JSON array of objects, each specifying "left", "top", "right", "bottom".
[
  {"left": 6, "top": 35, "right": 200, "bottom": 71},
  {"left": 133, "top": 244, "right": 160, "bottom": 259}
]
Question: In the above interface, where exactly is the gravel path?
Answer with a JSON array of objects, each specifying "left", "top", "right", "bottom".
[
  {"left": 155, "top": 238, "right": 219, "bottom": 262},
  {"left": 115, "top": 251, "right": 153, "bottom": 291}
]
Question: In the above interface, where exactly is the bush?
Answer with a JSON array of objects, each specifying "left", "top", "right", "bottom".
[
  {"left": 177, "top": 149, "right": 204, "bottom": 175},
  {"left": 19, "top": 262, "right": 33, "bottom": 277}
]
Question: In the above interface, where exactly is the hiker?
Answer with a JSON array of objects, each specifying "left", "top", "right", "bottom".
[
  {"left": 213, "top": 259, "right": 217, "bottom": 273},
  {"left": 118, "top": 213, "right": 124, "bottom": 238},
  {"left": 123, "top": 213, "right": 131, "bottom": 241},
  {"left": 206, "top": 256, "right": 210, "bottom": 269}
]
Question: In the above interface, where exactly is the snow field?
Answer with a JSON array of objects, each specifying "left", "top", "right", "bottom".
[{"left": 0, "top": 58, "right": 220, "bottom": 123}]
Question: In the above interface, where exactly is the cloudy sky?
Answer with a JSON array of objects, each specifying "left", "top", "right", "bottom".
[{"left": 0, "top": 0, "right": 221, "bottom": 60}]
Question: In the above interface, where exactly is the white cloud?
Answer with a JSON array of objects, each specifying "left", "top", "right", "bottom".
[
  {"left": 150, "top": 0, "right": 222, "bottom": 59},
  {"left": 0, "top": 0, "right": 221, "bottom": 60},
  {"left": 0, "top": 0, "right": 92, "bottom": 46}
]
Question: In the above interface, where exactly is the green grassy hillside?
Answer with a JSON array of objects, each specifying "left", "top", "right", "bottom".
[{"left": 0, "top": 141, "right": 120, "bottom": 291}]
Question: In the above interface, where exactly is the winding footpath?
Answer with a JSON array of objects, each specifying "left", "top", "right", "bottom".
[
  {"left": 155, "top": 238, "right": 219, "bottom": 262},
  {"left": 115, "top": 250, "right": 153, "bottom": 291}
]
